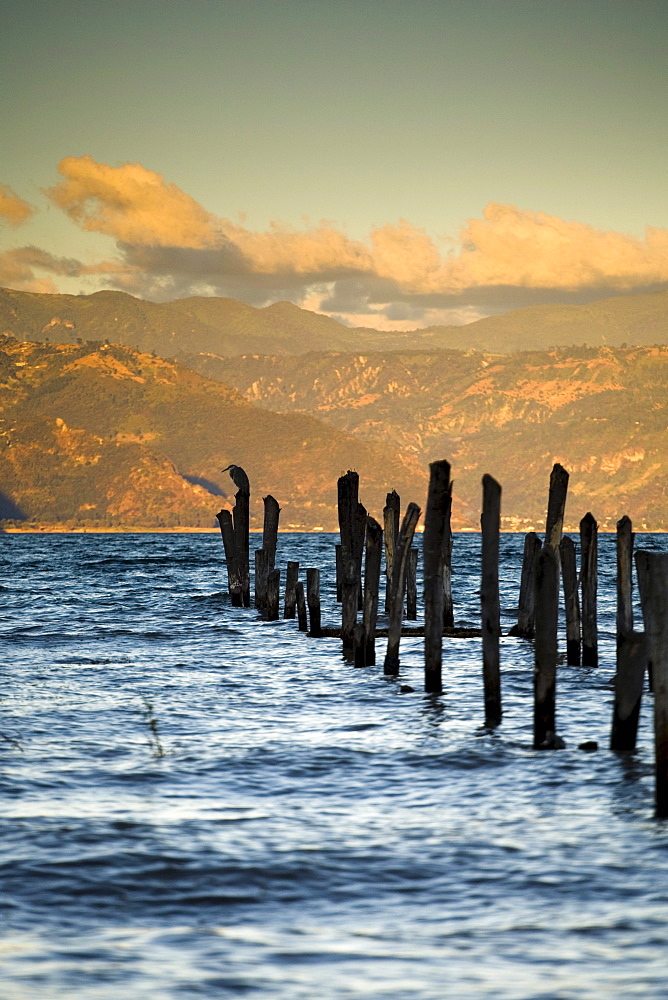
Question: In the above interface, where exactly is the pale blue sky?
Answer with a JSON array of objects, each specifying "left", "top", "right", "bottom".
[{"left": 1, "top": 0, "right": 667, "bottom": 326}]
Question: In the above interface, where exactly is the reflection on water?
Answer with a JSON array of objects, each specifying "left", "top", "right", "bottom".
[{"left": 1, "top": 531, "right": 667, "bottom": 999}]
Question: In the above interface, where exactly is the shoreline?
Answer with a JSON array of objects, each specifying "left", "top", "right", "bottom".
[{"left": 2, "top": 525, "right": 665, "bottom": 535}]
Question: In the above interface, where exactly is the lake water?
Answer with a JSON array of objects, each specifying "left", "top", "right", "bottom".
[{"left": 1, "top": 531, "right": 667, "bottom": 999}]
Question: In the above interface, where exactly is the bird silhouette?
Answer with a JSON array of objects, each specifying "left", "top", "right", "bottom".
[{"left": 221, "top": 464, "right": 250, "bottom": 494}]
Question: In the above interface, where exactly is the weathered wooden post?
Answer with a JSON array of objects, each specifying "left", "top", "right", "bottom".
[
  {"left": 509, "top": 532, "right": 541, "bottom": 638},
  {"left": 442, "top": 481, "right": 454, "bottom": 629},
  {"left": 610, "top": 631, "right": 646, "bottom": 752},
  {"left": 216, "top": 509, "right": 242, "bottom": 606},
  {"left": 341, "top": 551, "right": 358, "bottom": 655},
  {"left": 406, "top": 548, "right": 418, "bottom": 620},
  {"left": 580, "top": 512, "right": 598, "bottom": 667},
  {"left": 354, "top": 502, "right": 367, "bottom": 609},
  {"left": 560, "top": 535, "right": 581, "bottom": 665},
  {"left": 306, "top": 568, "right": 322, "bottom": 638},
  {"left": 363, "top": 516, "right": 383, "bottom": 666},
  {"left": 423, "top": 460, "right": 451, "bottom": 695},
  {"left": 295, "top": 581, "right": 308, "bottom": 632},
  {"left": 263, "top": 495, "right": 280, "bottom": 569},
  {"left": 534, "top": 545, "right": 561, "bottom": 749},
  {"left": 384, "top": 502, "right": 421, "bottom": 676},
  {"left": 254, "top": 549, "right": 269, "bottom": 610},
  {"left": 335, "top": 544, "right": 343, "bottom": 601},
  {"left": 635, "top": 550, "right": 668, "bottom": 817},
  {"left": 284, "top": 561, "right": 299, "bottom": 619},
  {"left": 266, "top": 568, "right": 280, "bottom": 621},
  {"left": 338, "top": 471, "right": 359, "bottom": 553},
  {"left": 545, "top": 462, "right": 569, "bottom": 551},
  {"left": 233, "top": 489, "right": 251, "bottom": 607},
  {"left": 383, "top": 490, "right": 400, "bottom": 613},
  {"left": 353, "top": 623, "right": 366, "bottom": 668},
  {"left": 481, "top": 474, "right": 502, "bottom": 727},
  {"left": 617, "top": 515, "right": 634, "bottom": 651}
]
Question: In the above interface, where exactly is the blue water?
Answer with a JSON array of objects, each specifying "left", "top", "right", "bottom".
[{"left": 1, "top": 531, "right": 666, "bottom": 999}]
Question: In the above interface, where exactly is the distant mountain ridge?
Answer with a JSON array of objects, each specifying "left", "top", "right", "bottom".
[{"left": 2, "top": 285, "right": 668, "bottom": 357}]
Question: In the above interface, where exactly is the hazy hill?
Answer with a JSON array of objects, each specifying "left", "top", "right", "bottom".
[
  {"left": 194, "top": 344, "right": 668, "bottom": 531},
  {"left": 3, "top": 285, "right": 668, "bottom": 358},
  {"left": 0, "top": 337, "right": 423, "bottom": 529}
]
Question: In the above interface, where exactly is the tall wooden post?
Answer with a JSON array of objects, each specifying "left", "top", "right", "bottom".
[
  {"left": 509, "top": 532, "right": 541, "bottom": 638},
  {"left": 534, "top": 545, "right": 560, "bottom": 749},
  {"left": 338, "top": 471, "right": 359, "bottom": 555},
  {"left": 262, "top": 495, "right": 280, "bottom": 570},
  {"left": 295, "top": 581, "right": 308, "bottom": 632},
  {"left": 545, "top": 462, "right": 569, "bottom": 551},
  {"left": 580, "top": 512, "right": 598, "bottom": 667},
  {"left": 363, "top": 516, "right": 383, "bottom": 666},
  {"left": 354, "top": 502, "right": 367, "bottom": 610},
  {"left": 406, "top": 548, "right": 418, "bottom": 620},
  {"left": 233, "top": 489, "right": 251, "bottom": 607},
  {"left": 635, "top": 550, "right": 668, "bottom": 817},
  {"left": 560, "top": 535, "right": 581, "bottom": 665},
  {"left": 266, "top": 569, "right": 280, "bottom": 621},
  {"left": 306, "top": 568, "right": 322, "bottom": 638},
  {"left": 442, "top": 481, "right": 454, "bottom": 629},
  {"left": 384, "top": 502, "right": 421, "bottom": 675},
  {"left": 610, "top": 631, "right": 646, "bottom": 752},
  {"left": 335, "top": 544, "right": 343, "bottom": 602},
  {"left": 383, "top": 490, "right": 400, "bottom": 613},
  {"left": 254, "top": 549, "right": 268, "bottom": 610},
  {"left": 341, "top": 550, "right": 358, "bottom": 655},
  {"left": 284, "top": 561, "right": 299, "bottom": 619},
  {"left": 216, "top": 509, "right": 242, "bottom": 606},
  {"left": 481, "top": 474, "right": 502, "bottom": 727},
  {"left": 616, "top": 515, "right": 634, "bottom": 651},
  {"left": 423, "top": 460, "right": 451, "bottom": 695}
]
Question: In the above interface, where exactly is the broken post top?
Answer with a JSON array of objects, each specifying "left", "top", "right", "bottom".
[
  {"left": 545, "top": 462, "right": 569, "bottom": 550},
  {"left": 222, "top": 464, "right": 250, "bottom": 494}
]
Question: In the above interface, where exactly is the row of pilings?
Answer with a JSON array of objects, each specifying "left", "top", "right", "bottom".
[{"left": 216, "top": 461, "right": 668, "bottom": 819}]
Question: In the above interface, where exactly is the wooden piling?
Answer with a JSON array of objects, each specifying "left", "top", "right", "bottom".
[
  {"left": 295, "top": 581, "right": 308, "bottom": 631},
  {"left": 354, "top": 502, "right": 367, "bottom": 610},
  {"left": 423, "top": 460, "right": 451, "bottom": 695},
  {"left": 442, "top": 481, "right": 454, "bottom": 629},
  {"left": 341, "top": 550, "right": 358, "bottom": 654},
  {"left": 306, "top": 568, "right": 322, "bottom": 638},
  {"left": 534, "top": 545, "right": 560, "bottom": 749},
  {"left": 560, "top": 535, "right": 581, "bottom": 665},
  {"left": 363, "top": 516, "right": 383, "bottom": 666},
  {"left": 610, "top": 631, "right": 646, "bottom": 752},
  {"left": 254, "top": 549, "right": 269, "bottom": 610},
  {"left": 353, "top": 622, "right": 366, "bottom": 668},
  {"left": 233, "top": 489, "right": 251, "bottom": 607},
  {"left": 383, "top": 490, "right": 400, "bottom": 613},
  {"left": 580, "top": 512, "right": 598, "bottom": 667},
  {"left": 406, "top": 548, "right": 418, "bottom": 620},
  {"left": 545, "top": 462, "right": 569, "bottom": 551},
  {"left": 635, "top": 550, "right": 668, "bottom": 817},
  {"left": 266, "top": 568, "right": 280, "bottom": 621},
  {"left": 284, "top": 561, "right": 299, "bottom": 619},
  {"left": 216, "top": 509, "right": 242, "bottom": 606},
  {"left": 384, "top": 502, "right": 421, "bottom": 675},
  {"left": 509, "top": 532, "right": 541, "bottom": 638},
  {"left": 262, "top": 495, "right": 280, "bottom": 570},
  {"left": 616, "top": 515, "right": 634, "bottom": 651},
  {"left": 481, "top": 474, "right": 502, "bottom": 727},
  {"left": 335, "top": 544, "right": 342, "bottom": 602},
  {"left": 338, "top": 470, "right": 359, "bottom": 555}
]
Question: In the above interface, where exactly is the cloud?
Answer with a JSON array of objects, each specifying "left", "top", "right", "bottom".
[
  {"left": 16, "top": 154, "right": 668, "bottom": 324},
  {"left": 0, "top": 245, "right": 127, "bottom": 294},
  {"left": 0, "top": 184, "right": 35, "bottom": 226}
]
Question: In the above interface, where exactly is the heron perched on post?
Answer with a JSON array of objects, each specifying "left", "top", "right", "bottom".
[{"left": 221, "top": 464, "right": 250, "bottom": 494}]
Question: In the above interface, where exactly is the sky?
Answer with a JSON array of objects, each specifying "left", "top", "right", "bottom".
[{"left": 1, "top": 0, "right": 667, "bottom": 330}]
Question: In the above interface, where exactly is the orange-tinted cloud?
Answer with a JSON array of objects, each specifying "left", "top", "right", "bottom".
[
  {"left": 0, "top": 246, "right": 129, "bottom": 294},
  {"left": 0, "top": 184, "right": 35, "bottom": 226}
]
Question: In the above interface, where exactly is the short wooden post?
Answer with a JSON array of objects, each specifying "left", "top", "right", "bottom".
[
  {"left": 610, "top": 632, "right": 646, "bottom": 752},
  {"left": 363, "top": 516, "right": 383, "bottom": 666},
  {"left": 534, "top": 545, "right": 560, "bottom": 749},
  {"left": 383, "top": 490, "right": 400, "bottom": 613},
  {"left": 233, "top": 489, "right": 251, "bottom": 607},
  {"left": 353, "top": 623, "right": 366, "bottom": 668},
  {"left": 617, "top": 515, "right": 634, "bottom": 651},
  {"left": 442, "top": 481, "right": 454, "bottom": 629},
  {"left": 306, "top": 568, "right": 322, "bottom": 638},
  {"left": 262, "top": 495, "right": 280, "bottom": 570},
  {"left": 295, "top": 581, "right": 308, "bottom": 631},
  {"left": 335, "top": 544, "right": 343, "bottom": 601},
  {"left": 406, "top": 548, "right": 418, "bottom": 620},
  {"left": 423, "top": 460, "right": 451, "bottom": 694},
  {"left": 545, "top": 462, "right": 569, "bottom": 551},
  {"left": 384, "top": 502, "right": 421, "bottom": 675},
  {"left": 560, "top": 535, "right": 581, "bottom": 665},
  {"left": 284, "top": 561, "right": 299, "bottom": 619},
  {"left": 580, "top": 512, "right": 598, "bottom": 667},
  {"left": 216, "top": 509, "right": 242, "bottom": 606},
  {"left": 341, "top": 550, "right": 358, "bottom": 655},
  {"left": 254, "top": 549, "right": 269, "bottom": 610},
  {"left": 266, "top": 568, "right": 280, "bottom": 621},
  {"left": 481, "top": 474, "right": 502, "bottom": 727},
  {"left": 509, "top": 532, "right": 541, "bottom": 638},
  {"left": 635, "top": 550, "right": 668, "bottom": 817}
]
